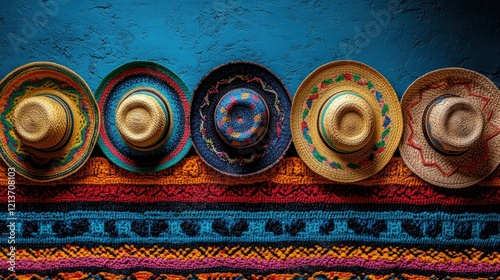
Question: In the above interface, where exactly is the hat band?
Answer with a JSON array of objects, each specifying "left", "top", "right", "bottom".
[
  {"left": 32, "top": 93, "right": 74, "bottom": 153},
  {"left": 422, "top": 94, "right": 466, "bottom": 156},
  {"left": 119, "top": 89, "right": 171, "bottom": 151}
]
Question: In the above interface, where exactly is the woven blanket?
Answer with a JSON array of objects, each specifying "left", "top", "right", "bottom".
[{"left": 1, "top": 156, "right": 500, "bottom": 279}]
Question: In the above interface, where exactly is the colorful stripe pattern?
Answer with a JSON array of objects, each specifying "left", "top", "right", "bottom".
[{"left": 2, "top": 156, "right": 500, "bottom": 278}]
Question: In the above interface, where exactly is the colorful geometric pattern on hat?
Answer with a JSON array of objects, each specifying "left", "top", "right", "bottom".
[
  {"left": 0, "top": 63, "right": 98, "bottom": 181},
  {"left": 301, "top": 73, "right": 392, "bottom": 170},
  {"left": 96, "top": 61, "right": 191, "bottom": 172},
  {"left": 405, "top": 79, "right": 500, "bottom": 177},
  {"left": 199, "top": 74, "right": 284, "bottom": 165},
  {"left": 215, "top": 88, "right": 269, "bottom": 148}
]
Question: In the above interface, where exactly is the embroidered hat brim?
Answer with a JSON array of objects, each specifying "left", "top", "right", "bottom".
[
  {"left": 95, "top": 61, "right": 191, "bottom": 172},
  {"left": 291, "top": 60, "right": 403, "bottom": 182},
  {"left": 0, "top": 62, "right": 100, "bottom": 182},
  {"left": 399, "top": 68, "right": 500, "bottom": 188},
  {"left": 190, "top": 62, "right": 292, "bottom": 176}
]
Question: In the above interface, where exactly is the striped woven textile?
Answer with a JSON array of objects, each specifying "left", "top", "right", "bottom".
[{"left": 1, "top": 156, "right": 500, "bottom": 279}]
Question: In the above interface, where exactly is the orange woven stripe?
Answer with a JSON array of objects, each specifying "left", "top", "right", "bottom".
[{"left": 1, "top": 156, "right": 499, "bottom": 186}]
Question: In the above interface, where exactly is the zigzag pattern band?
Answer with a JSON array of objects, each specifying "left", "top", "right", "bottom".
[
  {"left": 2, "top": 245, "right": 500, "bottom": 273},
  {"left": 4, "top": 271, "right": 500, "bottom": 280}
]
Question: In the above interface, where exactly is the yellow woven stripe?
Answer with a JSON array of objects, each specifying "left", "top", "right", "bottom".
[
  {"left": 2, "top": 245, "right": 499, "bottom": 265},
  {"left": 4, "top": 155, "right": 495, "bottom": 186},
  {"left": 2, "top": 271, "right": 493, "bottom": 280}
]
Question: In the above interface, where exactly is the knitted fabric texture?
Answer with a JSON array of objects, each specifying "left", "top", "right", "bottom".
[{"left": 1, "top": 156, "right": 500, "bottom": 279}]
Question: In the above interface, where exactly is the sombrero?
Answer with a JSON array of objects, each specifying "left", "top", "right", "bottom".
[
  {"left": 0, "top": 62, "right": 99, "bottom": 181},
  {"left": 95, "top": 61, "right": 191, "bottom": 172},
  {"left": 291, "top": 60, "right": 403, "bottom": 182},
  {"left": 190, "top": 61, "right": 292, "bottom": 176},
  {"left": 399, "top": 68, "right": 500, "bottom": 188}
]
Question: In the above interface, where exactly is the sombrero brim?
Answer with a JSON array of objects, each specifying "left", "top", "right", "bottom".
[
  {"left": 190, "top": 62, "right": 292, "bottom": 176},
  {"left": 399, "top": 68, "right": 500, "bottom": 188},
  {"left": 0, "top": 62, "right": 100, "bottom": 182},
  {"left": 95, "top": 61, "right": 191, "bottom": 172},
  {"left": 292, "top": 60, "right": 403, "bottom": 182}
]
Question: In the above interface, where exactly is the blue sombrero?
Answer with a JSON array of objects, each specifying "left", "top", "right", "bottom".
[
  {"left": 190, "top": 61, "right": 292, "bottom": 176},
  {"left": 95, "top": 61, "right": 191, "bottom": 172}
]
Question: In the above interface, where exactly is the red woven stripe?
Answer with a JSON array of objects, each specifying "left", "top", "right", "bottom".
[{"left": 4, "top": 182, "right": 500, "bottom": 205}]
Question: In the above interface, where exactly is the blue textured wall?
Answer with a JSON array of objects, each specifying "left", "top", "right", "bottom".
[{"left": 0, "top": 0, "right": 499, "bottom": 98}]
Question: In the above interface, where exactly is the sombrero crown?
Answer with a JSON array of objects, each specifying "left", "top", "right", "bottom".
[
  {"left": 115, "top": 89, "right": 171, "bottom": 151},
  {"left": 0, "top": 62, "right": 100, "bottom": 181},
  {"left": 399, "top": 68, "right": 500, "bottom": 188},
  {"left": 292, "top": 60, "right": 403, "bottom": 182}
]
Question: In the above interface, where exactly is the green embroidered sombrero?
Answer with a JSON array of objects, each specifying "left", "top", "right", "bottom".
[
  {"left": 0, "top": 62, "right": 100, "bottom": 182},
  {"left": 291, "top": 60, "right": 403, "bottom": 182}
]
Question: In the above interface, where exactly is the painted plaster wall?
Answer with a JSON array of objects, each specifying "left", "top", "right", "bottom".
[{"left": 0, "top": 0, "right": 498, "bottom": 98}]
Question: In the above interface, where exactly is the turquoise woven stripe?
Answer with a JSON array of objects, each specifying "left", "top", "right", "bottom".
[
  {"left": 11, "top": 210, "right": 500, "bottom": 221},
  {"left": 7, "top": 210, "right": 500, "bottom": 246}
]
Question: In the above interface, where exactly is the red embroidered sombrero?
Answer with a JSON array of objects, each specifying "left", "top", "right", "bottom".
[{"left": 399, "top": 68, "right": 500, "bottom": 188}]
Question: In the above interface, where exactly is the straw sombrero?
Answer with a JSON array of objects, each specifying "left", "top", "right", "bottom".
[
  {"left": 190, "top": 61, "right": 292, "bottom": 176},
  {"left": 291, "top": 60, "right": 403, "bottom": 182},
  {"left": 95, "top": 61, "right": 191, "bottom": 172},
  {"left": 0, "top": 62, "right": 99, "bottom": 181},
  {"left": 399, "top": 68, "right": 500, "bottom": 188}
]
